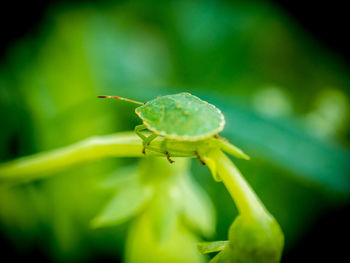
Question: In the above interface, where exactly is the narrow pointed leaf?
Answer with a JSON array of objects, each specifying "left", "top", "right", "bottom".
[
  {"left": 197, "top": 240, "right": 229, "bottom": 254},
  {"left": 91, "top": 183, "right": 152, "bottom": 228},
  {"left": 179, "top": 174, "right": 216, "bottom": 237},
  {"left": 100, "top": 166, "right": 138, "bottom": 189},
  {"left": 149, "top": 186, "right": 178, "bottom": 243},
  {"left": 215, "top": 138, "right": 250, "bottom": 160},
  {"left": 203, "top": 156, "right": 221, "bottom": 182}
]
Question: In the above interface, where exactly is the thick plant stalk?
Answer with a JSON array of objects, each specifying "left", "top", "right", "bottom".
[
  {"left": 206, "top": 150, "right": 267, "bottom": 219},
  {"left": 204, "top": 150, "right": 284, "bottom": 263},
  {"left": 0, "top": 132, "right": 193, "bottom": 184}
]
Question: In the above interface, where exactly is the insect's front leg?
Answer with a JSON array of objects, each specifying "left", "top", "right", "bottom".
[
  {"left": 144, "top": 133, "right": 158, "bottom": 146},
  {"left": 142, "top": 132, "right": 160, "bottom": 154},
  {"left": 135, "top": 125, "right": 164, "bottom": 155},
  {"left": 135, "top": 124, "right": 149, "bottom": 154},
  {"left": 134, "top": 124, "right": 148, "bottom": 141}
]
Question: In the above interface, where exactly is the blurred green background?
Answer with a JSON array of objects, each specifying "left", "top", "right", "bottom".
[{"left": 0, "top": 0, "right": 349, "bottom": 262}]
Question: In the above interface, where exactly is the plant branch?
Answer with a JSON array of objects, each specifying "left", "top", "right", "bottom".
[
  {"left": 0, "top": 132, "right": 194, "bottom": 184},
  {"left": 205, "top": 149, "right": 269, "bottom": 219}
]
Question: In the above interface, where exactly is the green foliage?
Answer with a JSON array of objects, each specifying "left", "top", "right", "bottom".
[
  {"left": 197, "top": 241, "right": 229, "bottom": 255},
  {"left": 91, "top": 157, "right": 216, "bottom": 262},
  {"left": 178, "top": 173, "right": 216, "bottom": 237},
  {"left": 91, "top": 181, "right": 152, "bottom": 228},
  {"left": 0, "top": 0, "right": 349, "bottom": 262},
  {"left": 125, "top": 212, "right": 206, "bottom": 263},
  {"left": 0, "top": 131, "right": 284, "bottom": 262}
]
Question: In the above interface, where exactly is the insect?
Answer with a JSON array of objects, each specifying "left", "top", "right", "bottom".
[{"left": 98, "top": 92, "right": 247, "bottom": 163}]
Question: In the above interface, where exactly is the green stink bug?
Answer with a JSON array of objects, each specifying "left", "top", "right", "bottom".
[{"left": 98, "top": 92, "right": 248, "bottom": 163}]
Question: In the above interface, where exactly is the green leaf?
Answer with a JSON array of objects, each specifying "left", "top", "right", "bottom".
[
  {"left": 179, "top": 174, "right": 216, "bottom": 237},
  {"left": 125, "top": 213, "right": 206, "bottom": 263},
  {"left": 215, "top": 138, "right": 250, "bottom": 160},
  {"left": 149, "top": 185, "right": 178, "bottom": 243},
  {"left": 197, "top": 240, "right": 229, "bottom": 254},
  {"left": 99, "top": 165, "right": 138, "bottom": 189},
  {"left": 203, "top": 156, "right": 221, "bottom": 182},
  {"left": 91, "top": 182, "right": 153, "bottom": 228},
  {"left": 218, "top": 98, "right": 350, "bottom": 194}
]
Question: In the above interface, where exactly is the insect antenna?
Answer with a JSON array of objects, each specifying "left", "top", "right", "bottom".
[{"left": 97, "top": 95, "right": 144, "bottom": 105}]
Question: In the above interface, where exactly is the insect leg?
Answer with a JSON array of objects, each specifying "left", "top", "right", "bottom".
[
  {"left": 165, "top": 151, "right": 174, "bottom": 163},
  {"left": 142, "top": 133, "right": 159, "bottom": 154},
  {"left": 144, "top": 133, "right": 158, "bottom": 146},
  {"left": 134, "top": 124, "right": 148, "bottom": 140},
  {"left": 135, "top": 128, "right": 164, "bottom": 155},
  {"left": 135, "top": 124, "right": 148, "bottom": 154},
  {"left": 195, "top": 151, "right": 206, "bottom": 165},
  {"left": 161, "top": 139, "right": 174, "bottom": 163}
]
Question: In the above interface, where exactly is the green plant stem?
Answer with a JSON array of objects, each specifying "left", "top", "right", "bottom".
[
  {"left": 0, "top": 132, "right": 193, "bottom": 184},
  {"left": 206, "top": 149, "right": 268, "bottom": 219},
  {"left": 204, "top": 150, "right": 284, "bottom": 263}
]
